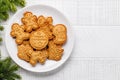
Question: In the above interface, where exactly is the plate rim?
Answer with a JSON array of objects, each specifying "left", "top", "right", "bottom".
[{"left": 5, "top": 4, "right": 74, "bottom": 73}]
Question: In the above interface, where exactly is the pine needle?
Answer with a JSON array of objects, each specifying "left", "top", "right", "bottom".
[
  {"left": 0, "top": 26, "right": 4, "bottom": 31},
  {"left": 0, "top": 57, "right": 21, "bottom": 80},
  {"left": 0, "top": 37, "right": 2, "bottom": 42}
]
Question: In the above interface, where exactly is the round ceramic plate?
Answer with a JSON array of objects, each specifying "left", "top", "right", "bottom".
[{"left": 5, "top": 4, "right": 74, "bottom": 72}]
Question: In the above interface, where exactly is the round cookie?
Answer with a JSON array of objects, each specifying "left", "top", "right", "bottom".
[{"left": 30, "top": 31, "right": 48, "bottom": 50}]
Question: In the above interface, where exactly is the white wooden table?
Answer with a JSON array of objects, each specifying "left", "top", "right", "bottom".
[{"left": 1, "top": 0, "right": 120, "bottom": 80}]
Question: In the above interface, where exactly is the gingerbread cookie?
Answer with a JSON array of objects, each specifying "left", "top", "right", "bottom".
[
  {"left": 21, "top": 12, "right": 38, "bottom": 32},
  {"left": 38, "top": 24, "right": 53, "bottom": 40},
  {"left": 37, "top": 16, "right": 53, "bottom": 27},
  {"left": 10, "top": 23, "right": 30, "bottom": 44},
  {"left": 38, "top": 49, "right": 48, "bottom": 64},
  {"left": 17, "top": 41, "right": 33, "bottom": 62},
  {"left": 29, "top": 51, "right": 40, "bottom": 66},
  {"left": 29, "top": 49, "right": 48, "bottom": 66},
  {"left": 30, "top": 31, "right": 48, "bottom": 50},
  {"left": 46, "top": 17, "right": 53, "bottom": 24},
  {"left": 37, "top": 15, "right": 46, "bottom": 27},
  {"left": 48, "top": 41, "right": 64, "bottom": 61},
  {"left": 37, "top": 16, "right": 54, "bottom": 39},
  {"left": 53, "top": 24, "right": 67, "bottom": 45}
]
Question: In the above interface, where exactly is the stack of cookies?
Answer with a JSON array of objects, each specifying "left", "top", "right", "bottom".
[{"left": 10, "top": 12, "right": 67, "bottom": 66}]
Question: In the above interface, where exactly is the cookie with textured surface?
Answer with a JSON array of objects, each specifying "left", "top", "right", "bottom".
[
  {"left": 30, "top": 50, "right": 48, "bottom": 66},
  {"left": 17, "top": 41, "right": 33, "bottom": 62},
  {"left": 53, "top": 24, "right": 67, "bottom": 45},
  {"left": 21, "top": 12, "right": 38, "bottom": 32},
  {"left": 30, "top": 30, "right": 48, "bottom": 50},
  {"left": 48, "top": 41, "right": 64, "bottom": 61},
  {"left": 10, "top": 23, "right": 30, "bottom": 44}
]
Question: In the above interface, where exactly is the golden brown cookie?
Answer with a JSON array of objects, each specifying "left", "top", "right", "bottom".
[
  {"left": 38, "top": 24, "right": 53, "bottom": 40},
  {"left": 53, "top": 24, "right": 67, "bottom": 45},
  {"left": 48, "top": 41, "right": 64, "bottom": 61},
  {"left": 29, "top": 51, "right": 40, "bottom": 66},
  {"left": 38, "top": 49, "right": 48, "bottom": 64},
  {"left": 29, "top": 50, "right": 48, "bottom": 66},
  {"left": 46, "top": 17, "right": 53, "bottom": 24},
  {"left": 37, "top": 16, "right": 54, "bottom": 39},
  {"left": 17, "top": 41, "right": 33, "bottom": 62},
  {"left": 10, "top": 23, "right": 30, "bottom": 44},
  {"left": 37, "top": 16, "right": 53, "bottom": 26},
  {"left": 37, "top": 15, "right": 46, "bottom": 27},
  {"left": 30, "top": 30, "right": 48, "bottom": 50},
  {"left": 21, "top": 12, "right": 38, "bottom": 32}
]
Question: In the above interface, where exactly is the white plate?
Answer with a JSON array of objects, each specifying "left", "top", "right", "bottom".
[{"left": 5, "top": 4, "right": 74, "bottom": 72}]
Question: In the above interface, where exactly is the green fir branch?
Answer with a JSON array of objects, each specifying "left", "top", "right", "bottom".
[{"left": 0, "top": 57, "right": 21, "bottom": 80}]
